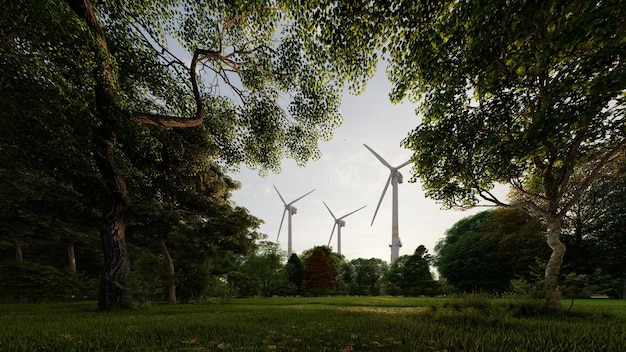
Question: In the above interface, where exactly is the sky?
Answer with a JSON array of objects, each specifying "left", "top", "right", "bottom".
[{"left": 227, "top": 66, "right": 508, "bottom": 263}]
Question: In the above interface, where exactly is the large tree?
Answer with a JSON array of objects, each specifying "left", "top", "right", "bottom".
[
  {"left": 435, "top": 209, "right": 548, "bottom": 293},
  {"left": 2, "top": 1, "right": 342, "bottom": 309},
  {"left": 293, "top": 0, "right": 626, "bottom": 309}
]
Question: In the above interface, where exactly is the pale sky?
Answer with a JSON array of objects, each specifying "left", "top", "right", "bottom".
[{"left": 228, "top": 67, "right": 508, "bottom": 263}]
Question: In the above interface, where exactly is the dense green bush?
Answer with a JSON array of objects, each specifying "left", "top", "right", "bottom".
[
  {"left": 561, "top": 270, "right": 623, "bottom": 299},
  {"left": 175, "top": 260, "right": 210, "bottom": 302},
  {"left": 128, "top": 252, "right": 167, "bottom": 303},
  {"left": 226, "top": 271, "right": 261, "bottom": 297},
  {"left": 509, "top": 267, "right": 623, "bottom": 299},
  {"left": 0, "top": 261, "right": 95, "bottom": 302}
]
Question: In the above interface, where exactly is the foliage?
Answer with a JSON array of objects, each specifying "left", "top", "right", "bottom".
[
  {"left": 303, "top": 248, "right": 335, "bottom": 294},
  {"left": 301, "top": 245, "right": 342, "bottom": 281},
  {"left": 560, "top": 270, "right": 623, "bottom": 299},
  {"left": 205, "top": 276, "right": 238, "bottom": 304},
  {"left": 0, "top": 0, "right": 104, "bottom": 276},
  {"left": 127, "top": 251, "right": 167, "bottom": 304},
  {"left": 347, "top": 257, "right": 388, "bottom": 296},
  {"left": 175, "top": 260, "right": 211, "bottom": 303},
  {"left": 563, "top": 159, "right": 626, "bottom": 297},
  {"left": 2, "top": 298, "right": 626, "bottom": 351},
  {"left": 1, "top": 0, "right": 345, "bottom": 309},
  {"left": 387, "top": 245, "right": 438, "bottom": 296},
  {"left": 226, "top": 271, "right": 260, "bottom": 298},
  {"left": 436, "top": 208, "right": 548, "bottom": 293},
  {"left": 236, "top": 241, "right": 284, "bottom": 297},
  {"left": 0, "top": 261, "right": 95, "bottom": 303},
  {"left": 283, "top": 253, "right": 305, "bottom": 292},
  {"left": 291, "top": 0, "right": 626, "bottom": 309},
  {"left": 400, "top": 0, "right": 625, "bottom": 309}
]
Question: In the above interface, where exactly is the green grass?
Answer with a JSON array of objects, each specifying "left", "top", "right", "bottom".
[{"left": 1, "top": 297, "right": 625, "bottom": 351}]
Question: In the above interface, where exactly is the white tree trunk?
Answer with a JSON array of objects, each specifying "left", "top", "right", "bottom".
[
  {"left": 68, "top": 243, "right": 77, "bottom": 272},
  {"left": 544, "top": 216, "right": 566, "bottom": 310},
  {"left": 160, "top": 239, "right": 176, "bottom": 304},
  {"left": 14, "top": 239, "right": 23, "bottom": 262}
]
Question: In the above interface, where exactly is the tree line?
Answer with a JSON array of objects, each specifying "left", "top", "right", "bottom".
[{"left": 3, "top": 176, "right": 625, "bottom": 302}]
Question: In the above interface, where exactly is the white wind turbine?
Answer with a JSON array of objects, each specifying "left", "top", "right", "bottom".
[
  {"left": 364, "top": 144, "right": 411, "bottom": 263},
  {"left": 274, "top": 185, "right": 315, "bottom": 257},
  {"left": 323, "top": 202, "right": 367, "bottom": 256}
]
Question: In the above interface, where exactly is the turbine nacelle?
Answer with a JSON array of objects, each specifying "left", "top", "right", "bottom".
[
  {"left": 323, "top": 201, "right": 366, "bottom": 254},
  {"left": 395, "top": 170, "right": 404, "bottom": 184},
  {"left": 285, "top": 205, "right": 297, "bottom": 215}
]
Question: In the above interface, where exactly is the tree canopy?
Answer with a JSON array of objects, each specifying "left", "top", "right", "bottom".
[{"left": 435, "top": 208, "right": 548, "bottom": 293}]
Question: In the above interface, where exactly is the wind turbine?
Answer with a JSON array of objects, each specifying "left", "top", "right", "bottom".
[
  {"left": 364, "top": 144, "right": 411, "bottom": 263},
  {"left": 274, "top": 185, "right": 315, "bottom": 257},
  {"left": 323, "top": 202, "right": 367, "bottom": 256}
]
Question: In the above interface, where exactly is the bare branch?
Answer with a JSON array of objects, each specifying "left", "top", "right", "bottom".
[
  {"left": 559, "top": 142, "right": 626, "bottom": 217},
  {"left": 134, "top": 48, "right": 214, "bottom": 127},
  {"left": 477, "top": 189, "right": 508, "bottom": 206}
]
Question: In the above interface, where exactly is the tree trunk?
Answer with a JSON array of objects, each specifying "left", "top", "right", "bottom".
[
  {"left": 14, "top": 239, "right": 23, "bottom": 262},
  {"left": 160, "top": 239, "right": 176, "bottom": 304},
  {"left": 97, "top": 189, "right": 131, "bottom": 310},
  {"left": 544, "top": 215, "right": 566, "bottom": 310},
  {"left": 68, "top": 243, "right": 76, "bottom": 272},
  {"left": 65, "top": 0, "right": 132, "bottom": 310}
]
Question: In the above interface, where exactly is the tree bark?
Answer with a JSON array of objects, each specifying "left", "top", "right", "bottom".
[
  {"left": 14, "top": 239, "right": 23, "bottom": 262},
  {"left": 160, "top": 239, "right": 177, "bottom": 304},
  {"left": 544, "top": 215, "right": 566, "bottom": 310},
  {"left": 68, "top": 243, "right": 76, "bottom": 272},
  {"left": 66, "top": 0, "right": 132, "bottom": 310}
]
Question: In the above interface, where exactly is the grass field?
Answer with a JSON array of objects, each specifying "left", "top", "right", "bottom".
[{"left": 1, "top": 296, "right": 625, "bottom": 351}]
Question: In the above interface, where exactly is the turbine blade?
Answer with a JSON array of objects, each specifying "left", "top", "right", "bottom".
[
  {"left": 328, "top": 223, "right": 337, "bottom": 246},
  {"left": 371, "top": 174, "right": 392, "bottom": 226},
  {"left": 273, "top": 185, "right": 287, "bottom": 204},
  {"left": 289, "top": 189, "right": 315, "bottom": 205},
  {"left": 339, "top": 205, "right": 367, "bottom": 220},
  {"left": 397, "top": 159, "right": 411, "bottom": 169},
  {"left": 323, "top": 201, "right": 337, "bottom": 220},
  {"left": 277, "top": 208, "right": 287, "bottom": 242},
  {"left": 364, "top": 144, "right": 393, "bottom": 169}
]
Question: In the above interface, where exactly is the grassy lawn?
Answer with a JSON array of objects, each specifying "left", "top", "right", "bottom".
[{"left": 1, "top": 297, "right": 625, "bottom": 351}]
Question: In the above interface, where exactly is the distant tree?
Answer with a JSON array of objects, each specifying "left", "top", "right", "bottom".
[
  {"left": 301, "top": 245, "right": 342, "bottom": 282},
  {"left": 240, "top": 242, "right": 285, "bottom": 297},
  {"left": 226, "top": 271, "right": 260, "bottom": 298},
  {"left": 303, "top": 248, "right": 335, "bottom": 294},
  {"left": 483, "top": 208, "right": 550, "bottom": 281},
  {"left": 284, "top": 253, "right": 305, "bottom": 293},
  {"left": 385, "top": 255, "right": 408, "bottom": 296},
  {"left": 435, "top": 209, "right": 548, "bottom": 293},
  {"left": 350, "top": 258, "right": 388, "bottom": 296},
  {"left": 397, "top": 245, "right": 438, "bottom": 296}
]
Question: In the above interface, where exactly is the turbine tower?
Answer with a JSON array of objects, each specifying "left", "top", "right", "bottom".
[
  {"left": 274, "top": 185, "right": 315, "bottom": 257},
  {"left": 323, "top": 201, "right": 366, "bottom": 256},
  {"left": 364, "top": 144, "right": 410, "bottom": 263}
]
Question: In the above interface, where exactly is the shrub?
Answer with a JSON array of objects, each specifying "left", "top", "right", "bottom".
[
  {"left": 226, "top": 271, "right": 260, "bottom": 298},
  {"left": 128, "top": 252, "right": 167, "bottom": 303},
  {"left": 175, "top": 260, "right": 209, "bottom": 302},
  {"left": 0, "top": 261, "right": 93, "bottom": 302}
]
